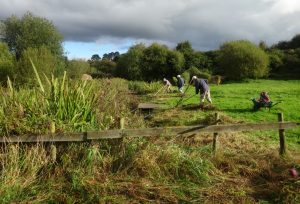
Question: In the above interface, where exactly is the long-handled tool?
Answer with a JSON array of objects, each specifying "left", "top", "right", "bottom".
[
  {"left": 174, "top": 79, "right": 193, "bottom": 108},
  {"left": 154, "top": 85, "right": 166, "bottom": 96},
  {"left": 179, "top": 94, "right": 196, "bottom": 105}
]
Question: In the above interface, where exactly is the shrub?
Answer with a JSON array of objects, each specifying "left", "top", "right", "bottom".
[
  {"left": 115, "top": 43, "right": 145, "bottom": 80},
  {"left": 128, "top": 81, "right": 162, "bottom": 95},
  {"left": 181, "top": 71, "right": 190, "bottom": 84},
  {"left": 218, "top": 40, "right": 269, "bottom": 80},
  {"left": 66, "top": 59, "right": 90, "bottom": 79},
  {"left": 140, "top": 43, "right": 184, "bottom": 81},
  {"left": 0, "top": 43, "right": 15, "bottom": 84},
  {"left": 198, "top": 70, "right": 211, "bottom": 80},
  {"left": 16, "top": 46, "right": 65, "bottom": 85},
  {"left": 186, "top": 67, "right": 211, "bottom": 81},
  {"left": 187, "top": 66, "right": 201, "bottom": 79},
  {"left": 90, "top": 59, "right": 116, "bottom": 78}
]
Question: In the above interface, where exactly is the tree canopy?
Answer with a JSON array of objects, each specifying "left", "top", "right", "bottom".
[
  {"left": 218, "top": 40, "right": 269, "bottom": 80},
  {"left": 1, "top": 12, "right": 63, "bottom": 59},
  {"left": 140, "top": 43, "right": 184, "bottom": 81},
  {"left": 116, "top": 43, "right": 145, "bottom": 80}
]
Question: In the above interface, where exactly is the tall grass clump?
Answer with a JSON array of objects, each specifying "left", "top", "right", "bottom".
[
  {"left": 128, "top": 81, "right": 162, "bottom": 95},
  {"left": 0, "top": 61, "right": 143, "bottom": 136},
  {"left": 0, "top": 75, "right": 97, "bottom": 135},
  {"left": 0, "top": 144, "right": 49, "bottom": 203}
]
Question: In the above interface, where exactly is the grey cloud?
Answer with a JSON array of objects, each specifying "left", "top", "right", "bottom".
[{"left": 1, "top": 0, "right": 300, "bottom": 50}]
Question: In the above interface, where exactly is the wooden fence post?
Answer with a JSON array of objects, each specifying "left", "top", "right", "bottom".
[
  {"left": 117, "top": 117, "right": 125, "bottom": 155},
  {"left": 50, "top": 121, "right": 56, "bottom": 134},
  {"left": 212, "top": 112, "right": 220, "bottom": 154},
  {"left": 109, "top": 118, "right": 125, "bottom": 156},
  {"left": 50, "top": 144, "right": 57, "bottom": 162},
  {"left": 49, "top": 121, "right": 57, "bottom": 162},
  {"left": 120, "top": 118, "right": 125, "bottom": 130},
  {"left": 278, "top": 113, "right": 286, "bottom": 155}
]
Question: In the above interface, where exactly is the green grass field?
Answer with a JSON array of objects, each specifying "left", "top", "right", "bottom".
[
  {"left": 150, "top": 80, "right": 300, "bottom": 145},
  {"left": 161, "top": 80, "right": 300, "bottom": 122}
]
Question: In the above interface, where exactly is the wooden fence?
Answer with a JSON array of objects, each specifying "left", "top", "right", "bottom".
[{"left": 0, "top": 113, "right": 299, "bottom": 155}]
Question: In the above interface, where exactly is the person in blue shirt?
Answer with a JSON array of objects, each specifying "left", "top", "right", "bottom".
[
  {"left": 177, "top": 75, "right": 185, "bottom": 93},
  {"left": 191, "top": 76, "right": 212, "bottom": 108}
]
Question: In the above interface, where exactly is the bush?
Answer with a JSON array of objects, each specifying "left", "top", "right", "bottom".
[
  {"left": 128, "top": 81, "right": 162, "bottom": 95},
  {"left": 218, "top": 40, "right": 269, "bottom": 80},
  {"left": 181, "top": 71, "right": 190, "bottom": 84},
  {"left": 116, "top": 43, "right": 145, "bottom": 80},
  {"left": 2, "top": 12, "right": 63, "bottom": 59},
  {"left": 90, "top": 59, "right": 116, "bottom": 77},
  {"left": 198, "top": 70, "right": 211, "bottom": 80},
  {"left": 187, "top": 66, "right": 201, "bottom": 79},
  {"left": 16, "top": 46, "right": 65, "bottom": 85},
  {"left": 0, "top": 43, "right": 15, "bottom": 84},
  {"left": 140, "top": 43, "right": 184, "bottom": 81},
  {"left": 186, "top": 66, "right": 211, "bottom": 82},
  {"left": 66, "top": 59, "right": 90, "bottom": 79}
]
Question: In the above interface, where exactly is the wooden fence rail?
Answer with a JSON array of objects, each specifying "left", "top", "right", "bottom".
[{"left": 0, "top": 113, "right": 299, "bottom": 155}]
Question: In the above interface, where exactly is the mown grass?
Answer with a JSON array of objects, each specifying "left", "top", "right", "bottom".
[
  {"left": 158, "top": 80, "right": 300, "bottom": 122},
  {"left": 151, "top": 79, "right": 300, "bottom": 147}
]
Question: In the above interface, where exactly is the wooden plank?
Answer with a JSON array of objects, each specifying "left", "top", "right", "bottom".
[
  {"left": 0, "top": 133, "right": 85, "bottom": 143},
  {"left": 122, "top": 122, "right": 298, "bottom": 138},
  {"left": 177, "top": 122, "right": 297, "bottom": 134},
  {"left": 87, "top": 130, "right": 121, "bottom": 139},
  {"left": 0, "top": 122, "right": 298, "bottom": 143},
  {"left": 138, "top": 103, "right": 160, "bottom": 109}
]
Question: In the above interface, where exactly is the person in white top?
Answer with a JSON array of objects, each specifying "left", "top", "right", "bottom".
[{"left": 163, "top": 78, "right": 172, "bottom": 92}]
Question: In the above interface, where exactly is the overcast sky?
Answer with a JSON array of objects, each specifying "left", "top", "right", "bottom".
[{"left": 1, "top": 0, "right": 300, "bottom": 59}]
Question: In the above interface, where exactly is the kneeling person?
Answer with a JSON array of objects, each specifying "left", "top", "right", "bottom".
[{"left": 191, "top": 76, "right": 212, "bottom": 108}]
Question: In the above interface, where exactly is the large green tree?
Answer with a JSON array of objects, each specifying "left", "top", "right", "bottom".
[
  {"left": 165, "top": 50, "right": 185, "bottom": 77},
  {"left": 116, "top": 43, "right": 145, "bottom": 80},
  {"left": 176, "top": 41, "right": 193, "bottom": 70},
  {"left": 269, "top": 34, "right": 300, "bottom": 78},
  {"left": 274, "top": 34, "right": 300, "bottom": 50},
  {"left": 140, "top": 43, "right": 184, "bottom": 81},
  {"left": 1, "top": 12, "right": 63, "bottom": 59},
  {"left": 218, "top": 40, "right": 269, "bottom": 80}
]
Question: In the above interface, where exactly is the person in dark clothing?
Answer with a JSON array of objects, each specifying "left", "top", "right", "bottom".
[
  {"left": 257, "top": 91, "right": 270, "bottom": 103},
  {"left": 191, "top": 76, "right": 212, "bottom": 108},
  {"left": 177, "top": 75, "right": 185, "bottom": 93}
]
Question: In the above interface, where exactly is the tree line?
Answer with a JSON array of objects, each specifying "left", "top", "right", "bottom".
[{"left": 0, "top": 13, "right": 300, "bottom": 86}]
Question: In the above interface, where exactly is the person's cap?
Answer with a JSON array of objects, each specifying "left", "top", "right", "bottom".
[
  {"left": 192, "top": 76, "right": 197, "bottom": 80},
  {"left": 163, "top": 78, "right": 167, "bottom": 81},
  {"left": 177, "top": 75, "right": 180, "bottom": 78}
]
